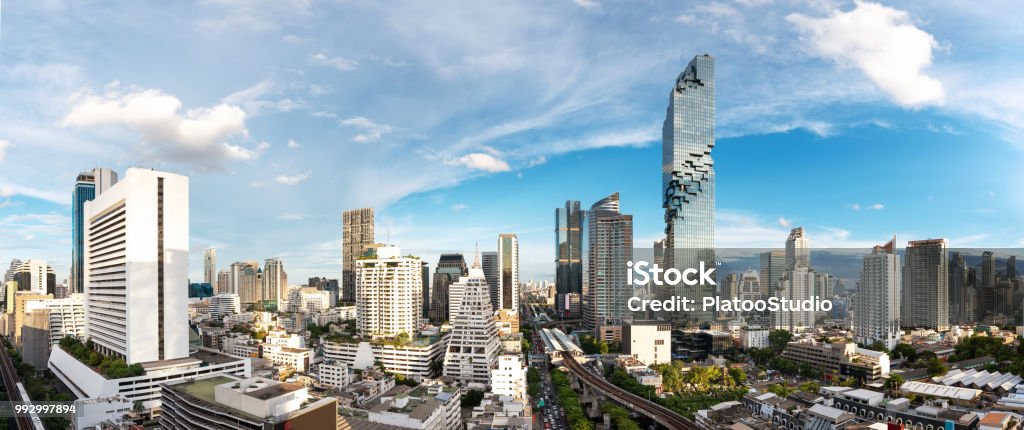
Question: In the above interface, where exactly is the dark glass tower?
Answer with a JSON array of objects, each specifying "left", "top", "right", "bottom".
[
  {"left": 71, "top": 172, "right": 96, "bottom": 294},
  {"left": 429, "top": 253, "right": 467, "bottom": 323},
  {"left": 555, "top": 200, "right": 584, "bottom": 317},
  {"left": 663, "top": 54, "right": 716, "bottom": 325}
]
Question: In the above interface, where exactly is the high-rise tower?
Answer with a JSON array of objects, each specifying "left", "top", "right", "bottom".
[
  {"left": 342, "top": 208, "right": 374, "bottom": 304},
  {"left": 498, "top": 234, "right": 519, "bottom": 312},
  {"left": 663, "top": 54, "right": 716, "bottom": 325},
  {"left": 204, "top": 248, "right": 217, "bottom": 290},
  {"left": 581, "top": 193, "right": 633, "bottom": 334},
  {"left": 902, "top": 239, "right": 949, "bottom": 331},
  {"left": 555, "top": 200, "right": 584, "bottom": 317},
  {"left": 853, "top": 237, "right": 901, "bottom": 350}
]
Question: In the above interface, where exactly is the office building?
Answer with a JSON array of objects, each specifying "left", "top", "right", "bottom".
[
  {"left": 781, "top": 341, "right": 890, "bottom": 382},
  {"left": 422, "top": 261, "right": 431, "bottom": 319},
  {"left": 430, "top": 253, "right": 467, "bottom": 324},
  {"left": 773, "top": 266, "right": 817, "bottom": 333},
  {"left": 786, "top": 227, "right": 810, "bottom": 270},
  {"left": 343, "top": 207, "right": 375, "bottom": 303},
  {"left": 737, "top": 269, "right": 762, "bottom": 301},
  {"left": 623, "top": 321, "right": 671, "bottom": 365},
  {"left": 760, "top": 250, "right": 786, "bottom": 297},
  {"left": 950, "top": 252, "right": 975, "bottom": 325},
  {"left": 356, "top": 246, "right": 421, "bottom": 339},
  {"left": 498, "top": 233, "right": 519, "bottom": 313},
  {"left": 662, "top": 54, "right": 717, "bottom": 325},
  {"left": 203, "top": 247, "right": 216, "bottom": 291},
  {"left": 33, "top": 293, "right": 86, "bottom": 346},
  {"left": 581, "top": 192, "right": 633, "bottom": 332},
  {"left": 230, "top": 261, "right": 261, "bottom": 305},
  {"left": 444, "top": 258, "right": 500, "bottom": 389},
  {"left": 216, "top": 269, "right": 231, "bottom": 295},
  {"left": 982, "top": 251, "right": 996, "bottom": 287},
  {"left": 853, "top": 238, "right": 901, "bottom": 350},
  {"left": 71, "top": 168, "right": 117, "bottom": 295},
  {"left": 323, "top": 333, "right": 449, "bottom": 382},
  {"left": 263, "top": 257, "right": 286, "bottom": 303},
  {"left": 11, "top": 259, "right": 55, "bottom": 295},
  {"left": 161, "top": 374, "right": 337, "bottom": 430},
  {"left": 555, "top": 200, "right": 585, "bottom": 317},
  {"left": 902, "top": 239, "right": 949, "bottom": 331},
  {"left": 482, "top": 251, "right": 499, "bottom": 311},
  {"left": 491, "top": 354, "right": 528, "bottom": 401},
  {"left": 209, "top": 293, "right": 241, "bottom": 318},
  {"left": 72, "top": 172, "right": 96, "bottom": 294},
  {"left": 83, "top": 168, "right": 189, "bottom": 363}
]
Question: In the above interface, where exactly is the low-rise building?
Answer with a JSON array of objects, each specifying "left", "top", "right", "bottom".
[
  {"left": 740, "top": 327, "right": 769, "bottom": 350},
  {"left": 262, "top": 344, "right": 313, "bottom": 372},
  {"left": 623, "top": 321, "right": 671, "bottom": 365},
  {"left": 161, "top": 374, "right": 338, "bottom": 429},
  {"left": 318, "top": 359, "right": 352, "bottom": 388},
  {"left": 781, "top": 340, "right": 890, "bottom": 382},
  {"left": 466, "top": 394, "right": 531, "bottom": 430},
  {"left": 490, "top": 354, "right": 527, "bottom": 400},
  {"left": 323, "top": 333, "right": 449, "bottom": 382}
]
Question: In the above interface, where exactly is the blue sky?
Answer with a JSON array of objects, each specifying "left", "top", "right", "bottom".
[{"left": 1, "top": 0, "right": 1022, "bottom": 282}]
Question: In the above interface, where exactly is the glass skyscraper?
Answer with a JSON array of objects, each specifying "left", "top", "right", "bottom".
[
  {"left": 662, "top": 54, "right": 716, "bottom": 325},
  {"left": 71, "top": 172, "right": 96, "bottom": 294},
  {"left": 581, "top": 192, "right": 632, "bottom": 333},
  {"left": 554, "top": 200, "right": 584, "bottom": 317}
]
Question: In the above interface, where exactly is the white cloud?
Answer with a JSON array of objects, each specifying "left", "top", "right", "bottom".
[
  {"left": 777, "top": 217, "right": 791, "bottom": 227},
  {"left": 0, "top": 140, "right": 10, "bottom": 163},
  {"left": 339, "top": 117, "right": 393, "bottom": 143},
  {"left": 446, "top": 153, "right": 511, "bottom": 172},
  {"left": 847, "top": 203, "right": 861, "bottom": 211},
  {"left": 0, "top": 181, "right": 67, "bottom": 204},
  {"left": 787, "top": 1, "right": 944, "bottom": 107},
  {"left": 309, "top": 52, "right": 358, "bottom": 71},
  {"left": 451, "top": 203, "right": 467, "bottom": 211},
  {"left": 60, "top": 84, "right": 252, "bottom": 166},
  {"left": 572, "top": 0, "right": 599, "bottom": 9},
  {"left": 869, "top": 203, "right": 885, "bottom": 210},
  {"left": 287, "top": 138, "right": 300, "bottom": 149},
  {"left": 276, "top": 213, "right": 305, "bottom": 220},
  {"left": 275, "top": 171, "right": 310, "bottom": 185},
  {"left": 675, "top": 14, "right": 697, "bottom": 24}
]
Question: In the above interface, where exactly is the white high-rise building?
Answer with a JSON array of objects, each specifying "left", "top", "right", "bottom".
[
  {"left": 444, "top": 258, "right": 500, "bottom": 389},
  {"left": 854, "top": 238, "right": 902, "bottom": 350},
  {"left": 497, "top": 234, "right": 519, "bottom": 313},
  {"left": 216, "top": 269, "right": 231, "bottom": 295},
  {"left": 490, "top": 354, "right": 527, "bottom": 401},
  {"left": 83, "top": 168, "right": 189, "bottom": 363},
  {"left": 204, "top": 248, "right": 217, "bottom": 290},
  {"left": 25, "top": 293, "right": 86, "bottom": 346},
  {"left": 356, "top": 246, "right": 421, "bottom": 339},
  {"left": 774, "top": 266, "right": 817, "bottom": 332}
]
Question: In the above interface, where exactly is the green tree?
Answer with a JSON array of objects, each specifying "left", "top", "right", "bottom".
[
  {"left": 886, "top": 374, "right": 905, "bottom": 395},
  {"left": 926, "top": 358, "right": 948, "bottom": 377},
  {"left": 768, "top": 383, "right": 794, "bottom": 397},
  {"left": 768, "top": 330, "right": 793, "bottom": 352}
]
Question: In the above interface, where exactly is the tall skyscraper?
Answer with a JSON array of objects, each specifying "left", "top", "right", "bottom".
[
  {"left": 581, "top": 193, "right": 633, "bottom": 333},
  {"left": 498, "top": 234, "right": 519, "bottom": 312},
  {"left": 949, "top": 252, "right": 975, "bottom": 325},
  {"left": 1007, "top": 255, "right": 1018, "bottom": 279},
  {"left": 71, "top": 167, "right": 118, "bottom": 295},
  {"left": 263, "top": 258, "right": 286, "bottom": 304},
  {"left": 430, "top": 253, "right": 467, "bottom": 323},
  {"left": 355, "top": 246, "right": 421, "bottom": 339},
  {"left": 342, "top": 208, "right": 374, "bottom": 304},
  {"left": 421, "top": 262, "right": 430, "bottom": 319},
  {"left": 555, "top": 200, "right": 584, "bottom": 317},
  {"left": 981, "top": 251, "right": 996, "bottom": 287},
  {"left": 204, "top": 248, "right": 217, "bottom": 291},
  {"left": 71, "top": 173, "right": 95, "bottom": 294},
  {"left": 443, "top": 256, "right": 499, "bottom": 389},
  {"left": 902, "top": 239, "right": 949, "bottom": 331},
  {"left": 83, "top": 168, "right": 188, "bottom": 363},
  {"left": 853, "top": 238, "right": 901, "bottom": 350},
  {"left": 482, "top": 251, "right": 499, "bottom": 311},
  {"left": 759, "top": 250, "right": 786, "bottom": 297},
  {"left": 662, "top": 54, "right": 716, "bottom": 325},
  {"left": 785, "top": 227, "right": 810, "bottom": 270}
]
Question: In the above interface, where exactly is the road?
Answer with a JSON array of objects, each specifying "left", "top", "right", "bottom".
[{"left": 559, "top": 351, "right": 700, "bottom": 430}]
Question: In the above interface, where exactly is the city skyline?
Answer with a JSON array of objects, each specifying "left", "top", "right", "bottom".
[{"left": 2, "top": 2, "right": 1024, "bottom": 282}]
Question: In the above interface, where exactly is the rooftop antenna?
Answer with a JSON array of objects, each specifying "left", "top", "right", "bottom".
[{"left": 473, "top": 242, "right": 480, "bottom": 268}]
